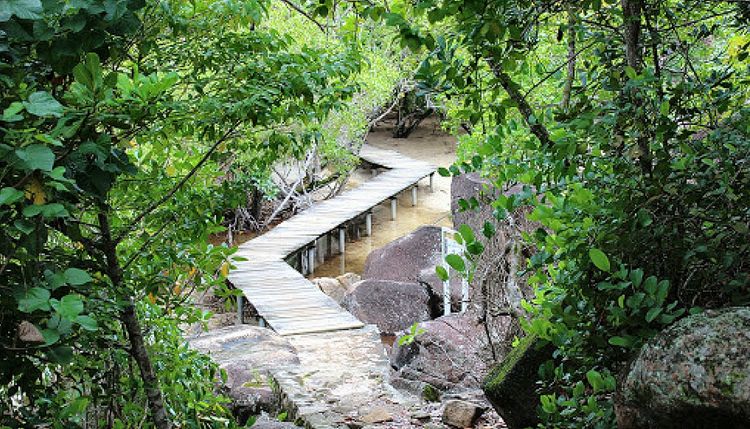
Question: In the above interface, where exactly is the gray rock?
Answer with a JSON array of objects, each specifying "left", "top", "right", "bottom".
[
  {"left": 451, "top": 174, "right": 535, "bottom": 355},
  {"left": 362, "top": 225, "right": 462, "bottom": 311},
  {"left": 312, "top": 277, "right": 348, "bottom": 303},
  {"left": 341, "top": 279, "right": 434, "bottom": 334},
  {"left": 442, "top": 399, "right": 484, "bottom": 428},
  {"left": 250, "top": 421, "right": 300, "bottom": 429},
  {"left": 391, "top": 313, "right": 501, "bottom": 391},
  {"left": 360, "top": 407, "right": 393, "bottom": 423},
  {"left": 482, "top": 334, "right": 554, "bottom": 429},
  {"left": 188, "top": 326, "right": 298, "bottom": 421},
  {"left": 337, "top": 272, "right": 361, "bottom": 290},
  {"left": 615, "top": 307, "right": 750, "bottom": 429}
]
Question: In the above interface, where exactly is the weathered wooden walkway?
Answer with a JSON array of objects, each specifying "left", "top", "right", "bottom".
[{"left": 229, "top": 144, "right": 436, "bottom": 336}]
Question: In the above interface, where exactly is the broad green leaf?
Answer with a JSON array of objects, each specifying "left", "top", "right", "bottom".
[
  {"left": 645, "top": 307, "right": 662, "bottom": 322},
  {"left": 18, "top": 287, "right": 51, "bottom": 312},
  {"left": 0, "top": 0, "right": 42, "bottom": 22},
  {"left": 16, "top": 144, "right": 54, "bottom": 171},
  {"left": 2, "top": 102, "right": 24, "bottom": 122},
  {"left": 458, "top": 224, "right": 475, "bottom": 243},
  {"left": 482, "top": 221, "right": 496, "bottom": 238},
  {"left": 22, "top": 203, "right": 68, "bottom": 218},
  {"left": 445, "top": 254, "right": 465, "bottom": 272},
  {"left": 608, "top": 336, "right": 632, "bottom": 348},
  {"left": 41, "top": 328, "right": 60, "bottom": 345},
  {"left": 466, "top": 241, "right": 484, "bottom": 255},
  {"left": 437, "top": 167, "right": 450, "bottom": 177},
  {"left": 75, "top": 315, "right": 98, "bottom": 331},
  {"left": 64, "top": 268, "right": 92, "bottom": 286},
  {"left": 0, "top": 187, "right": 24, "bottom": 205},
  {"left": 47, "top": 345, "right": 74, "bottom": 364},
  {"left": 624, "top": 66, "right": 637, "bottom": 79},
  {"left": 659, "top": 100, "right": 670, "bottom": 116},
  {"left": 629, "top": 269, "right": 644, "bottom": 287},
  {"left": 23, "top": 91, "right": 63, "bottom": 117},
  {"left": 435, "top": 265, "right": 448, "bottom": 281},
  {"left": 53, "top": 294, "right": 84, "bottom": 319},
  {"left": 588, "top": 248, "right": 610, "bottom": 272}
]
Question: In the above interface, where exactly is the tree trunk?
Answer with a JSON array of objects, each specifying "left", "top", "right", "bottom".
[
  {"left": 486, "top": 59, "right": 553, "bottom": 147},
  {"left": 99, "top": 212, "right": 170, "bottom": 429},
  {"left": 621, "top": 0, "right": 643, "bottom": 70},
  {"left": 562, "top": 6, "right": 576, "bottom": 110},
  {"left": 121, "top": 303, "right": 171, "bottom": 429},
  {"left": 621, "top": 0, "right": 652, "bottom": 175},
  {"left": 250, "top": 187, "right": 264, "bottom": 220}
]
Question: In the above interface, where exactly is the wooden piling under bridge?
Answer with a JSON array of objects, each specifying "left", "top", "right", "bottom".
[{"left": 229, "top": 144, "right": 437, "bottom": 336}]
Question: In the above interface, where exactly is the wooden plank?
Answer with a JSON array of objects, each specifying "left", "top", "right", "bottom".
[{"left": 230, "top": 144, "right": 435, "bottom": 336}]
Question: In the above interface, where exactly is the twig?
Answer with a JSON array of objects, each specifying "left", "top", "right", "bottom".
[{"left": 116, "top": 124, "right": 239, "bottom": 243}]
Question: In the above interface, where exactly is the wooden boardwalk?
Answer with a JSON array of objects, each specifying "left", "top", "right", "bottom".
[{"left": 229, "top": 145, "right": 436, "bottom": 336}]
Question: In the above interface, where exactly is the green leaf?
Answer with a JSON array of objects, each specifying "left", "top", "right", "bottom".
[
  {"left": 23, "top": 91, "right": 63, "bottom": 117},
  {"left": 588, "top": 248, "right": 610, "bottom": 272},
  {"left": 52, "top": 294, "right": 84, "bottom": 319},
  {"left": 645, "top": 307, "right": 662, "bottom": 322},
  {"left": 445, "top": 254, "right": 465, "bottom": 272},
  {"left": 482, "top": 221, "right": 495, "bottom": 238},
  {"left": 2, "top": 102, "right": 25, "bottom": 122},
  {"left": 47, "top": 345, "right": 74, "bottom": 364},
  {"left": 13, "top": 219, "right": 34, "bottom": 234},
  {"left": 18, "top": 287, "right": 51, "bottom": 312},
  {"left": 624, "top": 66, "right": 637, "bottom": 79},
  {"left": 437, "top": 167, "right": 450, "bottom": 177},
  {"left": 629, "top": 269, "right": 644, "bottom": 287},
  {"left": 0, "top": 187, "right": 24, "bottom": 205},
  {"left": 435, "top": 265, "right": 448, "bottom": 281},
  {"left": 466, "top": 241, "right": 484, "bottom": 255},
  {"left": 659, "top": 100, "right": 670, "bottom": 116},
  {"left": 75, "top": 315, "right": 98, "bottom": 331},
  {"left": 41, "top": 328, "right": 60, "bottom": 345},
  {"left": 16, "top": 144, "right": 55, "bottom": 171},
  {"left": 0, "top": 0, "right": 42, "bottom": 22},
  {"left": 608, "top": 336, "right": 632, "bottom": 348},
  {"left": 64, "top": 268, "right": 92, "bottom": 286},
  {"left": 458, "top": 224, "right": 475, "bottom": 243}
]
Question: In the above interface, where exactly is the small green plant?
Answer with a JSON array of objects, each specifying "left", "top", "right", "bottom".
[{"left": 398, "top": 322, "right": 427, "bottom": 346}]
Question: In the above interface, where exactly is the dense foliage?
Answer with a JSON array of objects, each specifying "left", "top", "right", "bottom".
[
  {"left": 372, "top": 0, "right": 749, "bottom": 426},
  {"left": 0, "top": 0, "right": 409, "bottom": 426}
]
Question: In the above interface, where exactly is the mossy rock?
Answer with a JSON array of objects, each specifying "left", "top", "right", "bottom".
[{"left": 482, "top": 334, "right": 554, "bottom": 429}]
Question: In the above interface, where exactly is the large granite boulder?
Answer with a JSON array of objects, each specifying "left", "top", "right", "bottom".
[
  {"left": 312, "top": 277, "right": 349, "bottom": 303},
  {"left": 391, "top": 313, "right": 506, "bottom": 392},
  {"left": 362, "top": 225, "right": 463, "bottom": 310},
  {"left": 188, "top": 325, "right": 299, "bottom": 423},
  {"left": 482, "top": 334, "right": 554, "bottom": 429},
  {"left": 341, "top": 279, "right": 436, "bottom": 334},
  {"left": 615, "top": 307, "right": 750, "bottom": 429},
  {"left": 451, "top": 174, "right": 537, "bottom": 354}
]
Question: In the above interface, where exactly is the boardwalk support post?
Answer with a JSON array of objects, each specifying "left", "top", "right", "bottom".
[
  {"left": 441, "top": 229, "right": 451, "bottom": 316},
  {"left": 365, "top": 212, "right": 372, "bottom": 236},
  {"left": 411, "top": 186, "right": 418, "bottom": 206},
  {"left": 461, "top": 278, "right": 469, "bottom": 313},
  {"left": 308, "top": 246, "right": 316, "bottom": 274},
  {"left": 339, "top": 228, "right": 346, "bottom": 254},
  {"left": 317, "top": 237, "right": 325, "bottom": 264},
  {"left": 390, "top": 197, "right": 398, "bottom": 221},
  {"left": 237, "top": 295, "right": 244, "bottom": 325}
]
